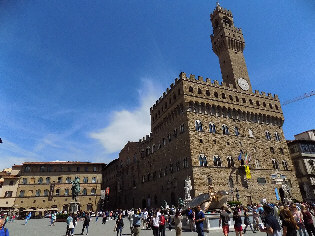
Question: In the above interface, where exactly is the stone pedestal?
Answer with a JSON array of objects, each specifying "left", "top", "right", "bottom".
[{"left": 70, "top": 202, "right": 80, "bottom": 213}]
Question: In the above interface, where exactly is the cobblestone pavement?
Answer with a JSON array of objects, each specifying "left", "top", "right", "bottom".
[{"left": 4, "top": 218, "right": 266, "bottom": 236}]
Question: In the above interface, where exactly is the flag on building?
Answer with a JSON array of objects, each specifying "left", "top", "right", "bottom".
[
  {"left": 245, "top": 165, "right": 251, "bottom": 179},
  {"left": 244, "top": 153, "right": 248, "bottom": 165},
  {"left": 238, "top": 151, "right": 242, "bottom": 161}
]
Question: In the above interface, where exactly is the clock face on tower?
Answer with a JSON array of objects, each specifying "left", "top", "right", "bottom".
[{"left": 237, "top": 78, "right": 249, "bottom": 91}]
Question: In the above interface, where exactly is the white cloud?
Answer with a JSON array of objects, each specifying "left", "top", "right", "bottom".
[{"left": 90, "top": 79, "right": 162, "bottom": 154}]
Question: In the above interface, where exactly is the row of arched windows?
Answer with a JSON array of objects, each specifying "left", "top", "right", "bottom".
[{"left": 18, "top": 188, "right": 96, "bottom": 197}]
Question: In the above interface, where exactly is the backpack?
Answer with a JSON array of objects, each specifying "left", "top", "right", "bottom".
[{"left": 160, "top": 215, "right": 165, "bottom": 226}]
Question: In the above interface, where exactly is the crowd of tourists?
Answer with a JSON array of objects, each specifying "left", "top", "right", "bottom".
[{"left": 1, "top": 201, "right": 315, "bottom": 236}]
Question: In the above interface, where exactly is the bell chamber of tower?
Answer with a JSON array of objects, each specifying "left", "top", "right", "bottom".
[{"left": 210, "top": 4, "right": 253, "bottom": 93}]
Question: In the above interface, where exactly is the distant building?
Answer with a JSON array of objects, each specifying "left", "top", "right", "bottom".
[
  {"left": 0, "top": 165, "right": 21, "bottom": 212},
  {"left": 103, "top": 4, "right": 302, "bottom": 209},
  {"left": 11, "top": 162, "right": 105, "bottom": 213},
  {"left": 288, "top": 130, "right": 315, "bottom": 201}
]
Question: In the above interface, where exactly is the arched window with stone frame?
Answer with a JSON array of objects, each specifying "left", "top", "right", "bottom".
[
  {"left": 234, "top": 127, "right": 239, "bottom": 136},
  {"left": 275, "top": 132, "right": 281, "bottom": 141},
  {"left": 195, "top": 120, "right": 203, "bottom": 131},
  {"left": 222, "top": 124, "right": 229, "bottom": 135},
  {"left": 227, "top": 156, "right": 234, "bottom": 168},
  {"left": 265, "top": 131, "right": 271, "bottom": 140},
  {"left": 199, "top": 154, "right": 207, "bottom": 167},
  {"left": 282, "top": 160, "right": 289, "bottom": 170},
  {"left": 272, "top": 159, "right": 279, "bottom": 170},
  {"left": 213, "top": 155, "right": 222, "bottom": 167},
  {"left": 209, "top": 122, "right": 216, "bottom": 134},
  {"left": 82, "top": 188, "right": 87, "bottom": 196}
]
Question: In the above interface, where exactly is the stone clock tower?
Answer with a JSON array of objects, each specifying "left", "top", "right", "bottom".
[{"left": 210, "top": 4, "right": 252, "bottom": 92}]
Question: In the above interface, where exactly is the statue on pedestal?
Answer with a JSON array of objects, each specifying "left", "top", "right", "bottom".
[
  {"left": 71, "top": 176, "right": 80, "bottom": 202},
  {"left": 184, "top": 176, "right": 192, "bottom": 201}
]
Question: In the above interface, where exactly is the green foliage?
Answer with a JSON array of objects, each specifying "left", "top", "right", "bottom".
[
  {"left": 227, "top": 201, "right": 242, "bottom": 207},
  {"left": 56, "top": 213, "right": 68, "bottom": 219}
]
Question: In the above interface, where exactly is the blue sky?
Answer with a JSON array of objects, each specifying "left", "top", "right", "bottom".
[{"left": 0, "top": 0, "right": 314, "bottom": 170}]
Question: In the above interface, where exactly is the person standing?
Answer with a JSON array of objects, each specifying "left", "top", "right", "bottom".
[
  {"left": 280, "top": 208, "right": 298, "bottom": 236},
  {"left": 291, "top": 204, "right": 307, "bottom": 236},
  {"left": 233, "top": 209, "right": 243, "bottom": 236},
  {"left": 195, "top": 206, "right": 205, "bottom": 236},
  {"left": 243, "top": 209, "right": 255, "bottom": 234},
  {"left": 187, "top": 207, "right": 195, "bottom": 232},
  {"left": 159, "top": 211, "right": 166, "bottom": 236},
  {"left": 81, "top": 212, "right": 90, "bottom": 235},
  {"left": 0, "top": 219, "right": 9, "bottom": 236},
  {"left": 219, "top": 206, "right": 230, "bottom": 236},
  {"left": 116, "top": 215, "right": 124, "bottom": 236},
  {"left": 151, "top": 212, "right": 160, "bottom": 236},
  {"left": 66, "top": 214, "right": 74, "bottom": 236},
  {"left": 260, "top": 204, "right": 281, "bottom": 236},
  {"left": 133, "top": 209, "right": 142, "bottom": 236},
  {"left": 174, "top": 211, "right": 183, "bottom": 236},
  {"left": 301, "top": 204, "right": 315, "bottom": 236}
]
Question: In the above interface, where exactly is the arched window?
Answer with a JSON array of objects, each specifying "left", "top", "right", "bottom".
[
  {"left": 222, "top": 124, "right": 229, "bottom": 135},
  {"left": 25, "top": 166, "right": 31, "bottom": 172},
  {"left": 272, "top": 159, "right": 279, "bottom": 169},
  {"left": 199, "top": 154, "right": 207, "bottom": 167},
  {"left": 189, "top": 86, "right": 193, "bottom": 93},
  {"left": 198, "top": 88, "right": 202, "bottom": 94},
  {"left": 38, "top": 177, "right": 43, "bottom": 184},
  {"left": 227, "top": 156, "right": 234, "bottom": 168},
  {"left": 44, "top": 189, "right": 49, "bottom": 196},
  {"left": 265, "top": 131, "right": 271, "bottom": 140},
  {"left": 19, "top": 190, "right": 25, "bottom": 197},
  {"left": 40, "top": 166, "right": 46, "bottom": 172},
  {"left": 275, "top": 132, "right": 281, "bottom": 141},
  {"left": 56, "top": 189, "right": 60, "bottom": 196},
  {"left": 36, "top": 189, "right": 41, "bottom": 197},
  {"left": 195, "top": 120, "right": 203, "bottom": 131},
  {"left": 206, "top": 90, "right": 210, "bottom": 96},
  {"left": 222, "top": 93, "right": 226, "bottom": 99},
  {"left": 214, "top": 92, "right": 218, "bottom": 98},
  {"left": 46, "top": 177, "right": 50, "bottom": 184},
  {"left": 209, "top": 123, "right": 216, "bottom": 134},
  {"left": 282, "top": 160, "right": 288, "bottom": 170},
  {"left": 270, "top": 147, "right": 275, "bottom": 154},
  {"left": 82, "top": 188, "right": 87, "bottom": 196},
  {"left": 213, "top": 155, "right": 222, "bottom": 167},
  {"left": 91, "top": 188, "right": 96, "bottom": 195}
]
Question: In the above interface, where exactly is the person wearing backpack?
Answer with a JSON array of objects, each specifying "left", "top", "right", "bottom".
[
  {"left": 0, "top": 219, "right": 9, "bottom": 236},
  {"left": 159, "top": 211, "right": 166, "bottom": 236},
  {"left": 116, "top": 215, "right": 124, "bottom": 236},
  {"left": 219, "top": 206, "right": 230, "bottom": 236},
  {"left": 81, "top": 212, "right": 90, "bottom": 235}
]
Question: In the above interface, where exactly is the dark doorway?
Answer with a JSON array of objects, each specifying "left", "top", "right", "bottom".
[
  {"left": 279, "top": 188, "right": 285, "bottom": 203},
  {"left": 142, "top": 199, "right": 146, "bottom": 209}
]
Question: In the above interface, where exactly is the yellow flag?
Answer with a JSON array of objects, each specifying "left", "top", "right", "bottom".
[{"left": 245, "top": 165, "right": 251, "bottom": 179}]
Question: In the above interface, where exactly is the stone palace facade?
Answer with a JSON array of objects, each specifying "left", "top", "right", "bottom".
[{"left": 102, "top": 4, "right": 302, "bottom": 209}]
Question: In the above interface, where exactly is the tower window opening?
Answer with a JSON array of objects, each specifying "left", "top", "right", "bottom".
[
  {"left": 229, "top": 95, "right": 233, "bottom": 101},
  {"left": 272, "top": 159, "right": 279, "bottom": 170},
  {"left": 270, "top": 147, "right": 275, "bottom": 154},
  {"left": 263, "top": 102, "right": 266, "bottom": 107},
  {"left": 279, "top": 148, "right": 284, "bottom": 155},
  {"left": 206, "top": 90, "right": 210, "bottom": 96},
  {"left": 198, "top": 88, "right": 202, "bottom": 94},
  {"left": 269, "top": 104, "right": 273, "bottom": 109},
  {"left": 242, "top": 98, "right": 246, "bottom": 103},
  {"left": 275, "top": 104, "right": 279, "bottom": 110},
  {"left": 249, "top": 99, "right": 253, "bottom": 105},
  {"left": 282, "top": 160, "right": 289, "bottom": 170},
  {"left": 235, "top": 96, "right": 239, "bottom": 102},
  {"left": 189, "top": 86, "right": 193, "bottom": 93},
  {"left": 214, "top": 92, "right": 218, "bottom": 98},
  {"left": 256, "top": 101, "right": 260, "bottom": 106},
  {"left": 222, "top": 93, "right": 226, "bottom": 99}
]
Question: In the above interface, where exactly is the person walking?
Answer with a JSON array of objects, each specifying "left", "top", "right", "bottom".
[
  {"left": 66, "top": 214, "right": 75, "bottom": 236},
  {"left": 219, "top": 206, "right": 230, "bottom": 236},
  {"left": 280, "top": 208, "right": 298, "bottom": 236},
  {"left": 187, "top": 207, "right": 195, "bottom": 232},
  {"left": 174, "top": 210, "right": 183, "bottom": 236},
  {"left": 133, "top": 209, "right": 142, "bottom": 236},
  {"left": 233, "top": 209, "right": 243, "bottom": 236},
  {"left": 301, "top": 204, "right": 315, "bottom": 236},
  {"left": 0, "top": 218, "right": 9, "bottom": 236},
  {"left": 243, "top": 209, "right": 256, "bottom": 233},
  {"left": 151, "top": 212, "right": 160, "bottom": 236},
  {"left": 116, "top": 215, "right": 124, "bottom": 236},
  {"left": 159, "top": 211, "right": 166, "bottom": 236},
  {"left": 291, "top": 204, "right": 307, "bottom": 236},
  {"left": 81, "top": 212, "right": 90, "bottom": 235},
  {"left": 195, "top": 206, "right": 205, "bottom": 236},
  {"left": 259, "top": 204, "right": 281, "bottom": 236}
]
